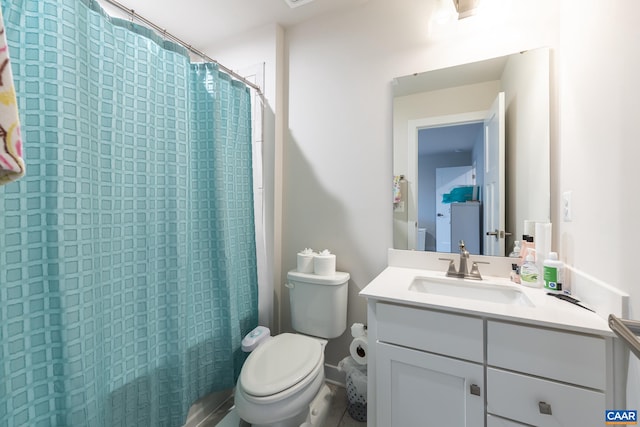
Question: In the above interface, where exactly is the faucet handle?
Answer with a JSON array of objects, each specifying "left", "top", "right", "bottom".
[
  {"left": 438, "top": 258, "right": 457, "bottom": 276},
  {"left": 467, "top": 261, "right": 488, "bottom": 280}
]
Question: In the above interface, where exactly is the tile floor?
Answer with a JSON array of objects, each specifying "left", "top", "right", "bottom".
[{"left": 199, "top": 384, "right": 367, "bottom": 427}]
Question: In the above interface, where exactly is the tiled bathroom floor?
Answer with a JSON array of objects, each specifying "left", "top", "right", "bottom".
[{"left": 199, "top": 384, "right": 367, "bottom": 427}]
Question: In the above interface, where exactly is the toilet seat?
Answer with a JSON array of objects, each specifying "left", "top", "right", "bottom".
[{"left": 240, "top": 333, "right": 323, "bottom": 398}]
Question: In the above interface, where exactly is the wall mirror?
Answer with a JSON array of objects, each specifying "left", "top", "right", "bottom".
[{"left": 392, "top": 47, "right": 550, "bottom": 257}]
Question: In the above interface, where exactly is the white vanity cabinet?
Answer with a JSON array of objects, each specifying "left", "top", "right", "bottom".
[
  {"left": 374, "top": 303, "right": 485, "bottom": 427},
  {"left": 369, "top": 301, "right": 616, "bottom": 427}
]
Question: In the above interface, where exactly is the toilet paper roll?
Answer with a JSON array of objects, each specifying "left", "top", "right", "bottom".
[
  {"left": 297, "top": 249, "right": 315, "bottom": 273},
  {"left": 350, "top": 336, "right": 368, "bottom": 365},
  {"left": 314, "top": 250, "right": 336, "bottom": 276}
]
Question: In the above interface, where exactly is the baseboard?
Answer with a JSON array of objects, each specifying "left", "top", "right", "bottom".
[{"left": 324, "top": 363, "right": 346, "bottom": 387}]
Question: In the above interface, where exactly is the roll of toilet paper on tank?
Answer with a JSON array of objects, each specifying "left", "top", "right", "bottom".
[
  {"left": 297, "top": 248, "right": 315, "bottom": 273},
  {"left": 314, "top": 249, "right": 336, "bottom": 276},
  {"left": 350, "top": 336, "right": 368, "bottom": 365},
  {"left": 351, "top": 323, "right": 366, "bottom": 338}
]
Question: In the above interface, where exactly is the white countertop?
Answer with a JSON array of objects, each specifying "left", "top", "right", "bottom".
[{"left": 360, "top": 265, "right": 614, "bottom": 337}]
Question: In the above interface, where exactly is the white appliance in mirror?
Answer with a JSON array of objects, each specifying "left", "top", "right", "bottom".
[{"left": 393, "top": 47, "right": 550, "bottom": 257}]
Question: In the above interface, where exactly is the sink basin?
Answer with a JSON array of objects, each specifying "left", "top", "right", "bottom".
[{"left": 409, "top": 276, "right": 534, "bottom": 307}]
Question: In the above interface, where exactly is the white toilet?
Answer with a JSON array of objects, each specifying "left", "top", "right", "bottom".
[{"left": 234, "top": 270, "right": 350, "bottom": 427}]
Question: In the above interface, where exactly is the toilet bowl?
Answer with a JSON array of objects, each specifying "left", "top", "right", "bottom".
[
  {"left": 234, "top": 270, "right": 350, "bottom": 427},
  {"left": 234, "top": 333, "right": 327, "bottom": 427}
]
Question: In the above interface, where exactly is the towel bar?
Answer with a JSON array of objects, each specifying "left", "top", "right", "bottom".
[{"left": 609, "top": 314, "right": 640, "bottom": 360}]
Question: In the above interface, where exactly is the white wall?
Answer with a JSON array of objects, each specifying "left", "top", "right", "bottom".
[
  {"left": 555, "top": 1, "right": 640, "bottom": 316},
  {"left": 284, "top": 0, "right": 559, "bottom": 366}
]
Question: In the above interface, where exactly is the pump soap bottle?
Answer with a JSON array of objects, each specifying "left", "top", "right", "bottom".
[
  {"left": 509, "top": 241, "right": 521, "bottom": 283},
  {"left": 519, "top": 235, "right": 534, "bottom": 265},
  {"left": 509, "top": 241, "right": 521, "bottom": 258},
  {"left": 520, "top": 249, "right": 540, "bottom": 287},
  {"left": 543, "top": 252, "right": 564, "bottom": 292}
]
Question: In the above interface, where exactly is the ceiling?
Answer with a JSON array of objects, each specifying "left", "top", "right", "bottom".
[
  {"left": 393, "top": 55, "right": 509, "bottom": 97},
  {"left": 418, "top": 122, "right": 483, "bottom": 156},
  {"left": 98, "top": 0, "right": 369, "bottom": 48}
]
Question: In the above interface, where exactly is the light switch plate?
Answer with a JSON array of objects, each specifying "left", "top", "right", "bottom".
[{"left": 562, "top": 191, "right": 572, "bottom": 222}]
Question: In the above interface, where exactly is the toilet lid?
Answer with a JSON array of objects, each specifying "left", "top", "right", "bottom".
[{"left": 240, "top": 333, "right": 323, "bottom": 397}]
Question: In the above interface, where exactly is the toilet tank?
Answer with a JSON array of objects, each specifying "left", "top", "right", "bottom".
[{"left": 286, "top": 270, "right": 349, "bottom": 339}]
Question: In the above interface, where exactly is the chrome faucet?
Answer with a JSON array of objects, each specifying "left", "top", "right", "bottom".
[{"left": 439, "top": 240, "right": 485, "bottom": 280}]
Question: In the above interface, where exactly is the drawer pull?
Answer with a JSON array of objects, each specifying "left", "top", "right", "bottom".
[
  {"left": 538, "top": 401, "right": 553, "bottom": 415},
  {"left": 470, "top": 384, "right": 481, "bottom": 396}
]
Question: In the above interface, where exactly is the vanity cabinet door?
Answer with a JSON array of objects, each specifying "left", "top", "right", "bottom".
[{"left": 376, "top": 342, "right": 484, "bottom": 427}]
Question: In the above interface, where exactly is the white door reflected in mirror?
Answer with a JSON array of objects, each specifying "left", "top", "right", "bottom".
[{"left": 482, "top": 92, "right": 505, "bottom": 256}]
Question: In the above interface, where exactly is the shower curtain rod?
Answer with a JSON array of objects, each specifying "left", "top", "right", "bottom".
[{"left": 101, "top": 0, "right": 263, "bottom": 95}]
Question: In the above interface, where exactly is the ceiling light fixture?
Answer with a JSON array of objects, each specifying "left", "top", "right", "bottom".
[
  {"left": 452, "top": 0, "right": 481, "bottom": 19},
  {"left": 284, "top": 0, "right": 315, "bottom": 9}
]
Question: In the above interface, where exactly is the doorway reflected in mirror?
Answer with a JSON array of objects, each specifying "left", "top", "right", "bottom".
[{"left": 392, "top": 48, "right": 550, "bottom": 256}]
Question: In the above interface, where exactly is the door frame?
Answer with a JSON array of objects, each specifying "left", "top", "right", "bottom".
[
  {"left": 407, "top": 111, "right": 487, "bottom": 250},
  {"left": 482, "top": 92, "right": 506, "bottom": 256}
]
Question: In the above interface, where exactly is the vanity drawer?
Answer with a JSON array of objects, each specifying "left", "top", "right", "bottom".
[
  {"left": 487, "top": 320, "right": 606, "bottom": 389},
  {"left": 376, "top": 302, "right": 483, "bottom": 363},
  {"left": 487, "top": 368, "right": 605, "bottom": 426}
]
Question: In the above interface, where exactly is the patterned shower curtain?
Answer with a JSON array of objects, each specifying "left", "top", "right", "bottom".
[{"left": 0, "top": 0, "right": 258, "bottom": 425}]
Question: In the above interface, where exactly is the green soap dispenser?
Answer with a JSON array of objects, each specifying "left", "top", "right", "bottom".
[{"left": 520, "top": 249, "right": 540, "bottom": 287}]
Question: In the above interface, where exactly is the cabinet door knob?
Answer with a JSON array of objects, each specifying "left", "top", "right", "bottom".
[
  {"left": 538, "top": 401, "right": 553, "bottom": 415},
  {"left": 469, "top": 384, "right": 481, "bottom": 396}
]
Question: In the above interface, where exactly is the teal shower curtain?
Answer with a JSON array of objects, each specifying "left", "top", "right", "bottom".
[{"left": 0, "top": 0, "right": 258, "bottom": 425}]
